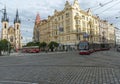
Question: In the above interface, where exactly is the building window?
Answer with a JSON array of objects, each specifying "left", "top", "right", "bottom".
[
  {"left": 76, "top": 13, "right": 79, "bottom": 16},
  {"left": 62, "top": 37, "right": 64, "bottom": 41},
  {"left": 58, "top": 17, "right": 60, "bottom": 21},
  {"left": 66, "top": 13, "right": 69, "bottom": 18},
  {"left": 4, "top": 23, "right": 7, "bottom": 28},
  {"left": 66, "top": 19, "right": 70, "bottom": 25},
  {"left": 82, "top": 15, "right": 85, "bottom": 20},
  {"left": 76, "top": 20, "right": 80, "bottom": 25},
  {"left": 87, "top": 17, "right": 88, "bottom": 21},
  {"left": 66, "top": 36, "right": 70, "bottom": 41},
  {"left": 56, "top": 31, "right": 57, "bottom": 35},
  {"left": 82, "top": 21, "right": 85, "bottom": 27},
  {"left": 62, "top": 15, "right": 64, "bottom": 19},
  {"left": 17, "top": 25, "right": 19, "bottom": 29},
  {"left": 79, "top": 20, "right": 80, "bottom": 24},
  {"left": 5, "top": 31, "right": 6, "bottom": 34},
  {"left": 66, "top": 26, "right": 70, "bottom": 33},
  {"left": 10, "top": 36, "right": 13, "bottom": 42},
  {"left": 55, "top": 19, "right": 57, "bottom": 21},
  {"left": 76, "top": 35, "right": 80, "bottom": 40}
]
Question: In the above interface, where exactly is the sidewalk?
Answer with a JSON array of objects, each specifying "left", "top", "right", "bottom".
[
  {"left": 10, "top": 52, "right": 20, "bottom": 56},
  {"left": 2, "top": 50, "right": 78, "bottom": 57}
]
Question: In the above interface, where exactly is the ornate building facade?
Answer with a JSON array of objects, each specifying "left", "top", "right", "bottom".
[
  {"left": 115, "top": 27, "right": 120, "bottom": 46},
  {"left": 99, "top": 20, "right": 115, "bottom": 47},
  {"left": 1, "top": 7, "right": 22, "bottom": 49},
  {"left": 33, "top": 0, "right": 115, "bottom": 48}
]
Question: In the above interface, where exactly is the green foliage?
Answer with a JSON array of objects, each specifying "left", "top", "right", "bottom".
[
  {"left": 26, "top": 42, "right": 37, "bottom": 46},
  {"left": 35, "top": 42, "right": 40, "bottom": 46},
  {"left": 0, "top": 39, "right": 11, "bottom": 55},
  {"left": 39, "top": 42, "right": 47, "bottom": 48},
  {"left": 26, "top": 41, "right": 41, "bottom": 47},
  {"left": 48, "top": 41, "right": 59, "bottom": 49},
  {"left": 0, "top": 39, "right": 10, "bottom": 50}
]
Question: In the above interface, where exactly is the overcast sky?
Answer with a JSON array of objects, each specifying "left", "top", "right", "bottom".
[{"left": 0, "top": 0, "right": 120, "bottom": 43}]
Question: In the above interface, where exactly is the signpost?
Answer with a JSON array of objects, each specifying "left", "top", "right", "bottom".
[{"left": 83, "top": 33, "right": 89, "bottom": 38}]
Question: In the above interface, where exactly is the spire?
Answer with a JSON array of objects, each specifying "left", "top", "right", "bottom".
[
  {"left": 73, "top": 0, "right": 81, "bottom": 10},
  {"left": 1, "top": 6, "right": 9, "bottom": 22},
  {"left": 16, "top": 9, "right": 19, "bottom": 18},
  {"left": 35, "top": 13, "right": 40, "bottom": 24},
  {"left": 87, "top": 8, "right": 91, "bottom": 13},
  {"left": 14, "top": 9, "right": 21, "bottom": 24},
  {"left": 74, "top": 0, "right": 79, "bottom": 5},
  {"left": 65, "top": 0, "right": 70, "bottom": 6}
]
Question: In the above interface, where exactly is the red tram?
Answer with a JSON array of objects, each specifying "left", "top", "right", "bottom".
[
  {"left": 22, "top": 46, "right": 40, "bottom": 53},
  {"left": 78, "top": 41, "right": 110, "bottom": 55}
]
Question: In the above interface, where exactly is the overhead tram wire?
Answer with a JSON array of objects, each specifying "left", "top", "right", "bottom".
[
  {"left": 97, "top": 1, "right": 120, "bottom": 15},
  {"left": 93, "top": 0, "right": 119, "bottom": 12},
  {"left": 84, "top": 0, "right": 116, "bottom": 11},
  {"left": 99, "top": 0, "right": 116, "bottom": 7},
  {"left": 84, "top": 0, "right": 104, "bottom": 10},
  {"left": 93, "top": 0, "right": 120, "bottom": 22},
  {"left": 84, "top": 5, "right": 99, "bottom": 10}
]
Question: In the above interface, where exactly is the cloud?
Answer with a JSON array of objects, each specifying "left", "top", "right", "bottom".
[{"left": 0, "top": 0, "right": 120, "bottom": 43}]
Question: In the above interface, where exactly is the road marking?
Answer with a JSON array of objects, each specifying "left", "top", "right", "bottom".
[
  {"left": 2, "top": 52, "right": 69, "bottom": 57},
  {"left": 0, "top": 80, "right": 38, "bottom": 84}
]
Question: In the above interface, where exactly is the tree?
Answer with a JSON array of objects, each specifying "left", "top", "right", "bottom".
[
  {"left": 26, "top": 42, "right": 37, "bottom": 46},
  {"left": 48, "top": 41, "right": 59, "bottom": 51},
  {"left": 35, "top": 42, "right": 40, "bottom": 46},
  {"left": 0, "top": 39, "right": 11, "bottom": 56},
  {"left": 39, "top": 42, "right": 47, "bottom": 51},
  {"left": 0, "top": 41, "right": 2, "bottom": 56}
]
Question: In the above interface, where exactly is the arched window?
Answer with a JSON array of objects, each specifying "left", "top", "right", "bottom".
[
  {"left": 10, "top": 36, "right": 13, "bottom": 42},
  {"left": 17, "top": 25, "right": 19, "bottom": 29},
  {"left": 4, "top": 23, "right": 7, "bottom": 28},
  {"left": 76, "top": 13, "right": 79, "bottom": 15}
]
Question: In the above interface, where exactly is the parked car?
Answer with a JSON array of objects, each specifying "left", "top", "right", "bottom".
[{"left": 117, "top": 46, "right": 120, "bottom": 52}]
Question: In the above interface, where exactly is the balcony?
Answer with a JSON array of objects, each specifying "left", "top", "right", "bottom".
[
  {"left": 74, "top": 15, "right": 81, "bottom": 19},
  {"left": 47, "top": 31, "right": 51, "bottom": 34},
  {"left": 75, "top": 24, "right": 81, "bottom": 27},
  {"left": 71, "top": 30, "right": 83, "bottom": 35}
]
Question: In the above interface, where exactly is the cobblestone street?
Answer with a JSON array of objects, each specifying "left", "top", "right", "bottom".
[{"left": 0, "top": 49, "right": 120, "bottom": 84}]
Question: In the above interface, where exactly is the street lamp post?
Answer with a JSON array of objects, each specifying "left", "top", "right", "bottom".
[{"left": 7, "top": 42, "right": 10, "bottom": 55}]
